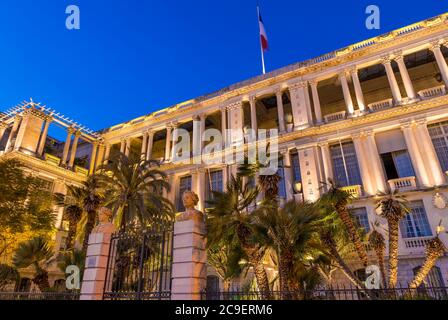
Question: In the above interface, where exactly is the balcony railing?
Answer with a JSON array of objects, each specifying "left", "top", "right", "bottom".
[
  {"left": 75, "top": 166, "right": 88, "bottom": 176},
  {"left": 324, "top": 111, "right": 346, "bottom": 123},
  {"left": 388, "top": 177, "right": 417, "bottom": 192},
  {"left": 404, "top": 236, "right": 433, "bottom": 249},
  {"left": 367, "top": 99, "right": 393, "bottom": 112},
  {"left": 418, "top": 85, "right": 446, "bottom": 100},
  {"left": 44, "top": 154, "right": 61, "bottom": 167},
  {"left": 341, "top": 185, "right": 363, "bottom": 198}
]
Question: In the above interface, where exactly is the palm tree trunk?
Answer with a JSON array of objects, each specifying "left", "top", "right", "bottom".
[
  {"left": 33, "top": 267, "right": 50, "bottom": 293},
  {"left": 82, "top": 209, "right": 96, "bottom": 252},
  {"left": 66, "top": 223, "right": 77, "bottom": 250},
  {"left": 409, "top": 238, "right": 446, "bottom": 290},
  {"left": 278, "top": 250, "right": 294, "bottom": 300},
  {"left": 387, "top": 219, "right": 400, "bottom": 288},
  {"left": 250, "top": 257, "right": 271, "bottom": 300},
  {"left": 374, "top": 247, "right": 388, "bottom": 289},
  {"left": 336, "top": 203, "right": 368, "bottom": 267}
]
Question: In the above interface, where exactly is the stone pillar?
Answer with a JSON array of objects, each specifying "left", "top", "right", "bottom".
[
  {"left": 249, "top": 96, "right": 258, "bottom": 135},
  {"left": 5, "top": 115, "right": 21, "bottom": 152},
  {"left": 146, "top": 131, "right": 154, "bottom": 161},
  {"left": 276, "top": 90, "right": 286, "bottom": 133},
  {"left": 89, "top": 142, "right": 99, "bottom": 175},
  {"left": 171, "top": 123, "right": 180, "bottom": 161},
  {"left": 61, "top": 127, "right": 75, "bottom": 166},
  {"left": 365, "top": 131, "right": 388, "bottom": 194},
  {"left": 395, "top": 52, "right": 417, "bottom": 101},
  {"left": 415, "top": 119, "right": 445, "bottom": 186},
  {"left": 280, "top": 148, "right": 294, "bottom": 201},
  {"left": 382, "top": 57, "right": 402, "bottom": 104},
  {"left": 80, "top": 231, "right": 115, "bottom": 300},
  {"left": 103, "top": 144, "right": 111, "bottom": 165},
  {"left": 141, "top": 131, "right": 148, "bottom": 160},
  {"left": 221, "top": 107, "right": 227, "bottom": 148},
  {"left": 352, "top": 133, "right": 375, "bottom": 195},
  {"left": 298, "top": 146, "right": 322, "bottom": 202},
  {"left": 197, "top": 169, "right": 206, "bottom": 212},
  {"left": 124, "top": 137, "right": 131, "bottom": 158},
  {"left": 120, "top": 139, "right": 126, "bottom": 154},
  {"left": 37, "top": 116, "right": 52, "bottom": 157},
  {"left": 227, "top": 101, "right": 244, "bottom": 146},
  {"left": 401, "top": 123, "right": 431, "bottom": 187},
  {"left": 68, "top": 131, "right": 81, "bottom": 169},
  {"left": 193, "top": 116, "right": 201, "bottom": 159},
  {"left": 350, "top": 68, "right": 366, "bottom": 112},
  {"left": 430, "top": 42, "right": 448, "bottom": 87},
  {"left": 95, "top": 144, "right": 106, "bottom": 169},
  {"left": 339, "top": 71, "right": 355, "bottom": 115},
  {"left": 319, "top": 142, "right": 334, "bottom": 185},
  {"left": 13, "top": 114, "right": 30, "bottom": 151},
  {"left": 171, "top": 218, "right": 207, "bottom": 300},
  {"left": 165, "top": 125, "right": 172, "bottom": 161},
  {"left": 310, "top": 80, "right": 323, "bottom": 123}
]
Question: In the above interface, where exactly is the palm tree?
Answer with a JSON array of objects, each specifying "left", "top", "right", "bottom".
[
  {"left": 368, "top": 223, "right": 388, "bottom": 289},
  {"left": 251, "top": 201, "right": 321, "bottom": 297},
  {"left": 12, "top": 237, "right": 53, "bottom": 292},
  {"left": 207, "top": 175, "right": 272, "bottom": 298},
  {"left": 0, "top": 264, "right": 20, "bottom": 291},
  {"left": 321, "top": 180, "right": 368, "bottom": 267},
  {"left": 375, "top": 191, "right": 410, "bottom": 288},
  {"left": 98, "top": 153, "right": 173, "bottom": 230}
]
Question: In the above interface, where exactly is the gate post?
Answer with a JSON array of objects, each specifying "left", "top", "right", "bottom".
[
  {"left": 171, "top": 191, "right": 207, "bottom": 300},
  {"left": 80, "top": 208, "right": 116, "bottom": 301}
]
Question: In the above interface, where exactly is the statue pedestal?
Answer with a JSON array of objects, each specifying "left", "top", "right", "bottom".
[
  {"left": 171, "top": 219, "right": 207, "bottom": 300},
  {"left": 80, "top": 232, "right": 114, "bottom": 300}
]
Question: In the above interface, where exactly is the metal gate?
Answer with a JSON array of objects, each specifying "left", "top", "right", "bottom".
[{"left": 103, "top": 224, "right": 173, "bottom": 300}]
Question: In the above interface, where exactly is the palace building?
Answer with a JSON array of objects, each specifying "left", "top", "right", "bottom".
[{"left": 2, "top": 13, "right": 448, "bottom": 289}]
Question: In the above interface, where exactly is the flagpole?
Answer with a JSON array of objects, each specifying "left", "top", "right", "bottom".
[{"left": 257, "top": 5, "right": 266, "bottom": 75}]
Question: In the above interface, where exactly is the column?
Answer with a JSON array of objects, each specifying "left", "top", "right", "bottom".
[
  {"left": 124, "top": 137, "right": 131, "bottom": 158},
  {"left": 415, "top": 119, "right": 445, "bottom": 186},
  {"left": 171, "top": 217, "right": 207, "bottom": 300},
  {"left": 401, "top": 123, "right": 431, "bottom": 187},
  {"left": 0, "top": 123, "right": 7, "bottom": 143},
  {"left": 249, "top": 96, "right": 258, "bottom": 135},
  {"left": 276, "top": 90, "right": 286, "bottom": 133},
  {"left": 5, "top": 116, "right": 21, "bottom": 152},
  {"left": 221, "top": 107, "right": 227, "bottom": 148},
  {"left": 319, "top": 142, "right": 333, "bottom": 185},
  {"left": 13, "top": 114, "right": 30, "bottom": 151},
  {"left": 193, "top": 116, "right": 202, "bottom": 159},
  {"left": 288, "top": 82, "right": 313, "bottom": 129},
  {"left": 352, "top": 134, "right": 375, "bottom": 195},
  {"left": 310, "top": 81, "right": 323, "bottom": 123},
  {"left": 395, "top": 52, "right": 417, "bottom": 100},
  {"left": 68, "top": 131, "right": 81, "bottom": 169},
  {"left": 37, "top": 116, "right": 52, "bottom": 157},
  {"left": 89, "top": 142, "right": 99, "bottom": 175},
  {"left": 430, "top": 42, "right": 448, "bottom": 87},
  {"left": 165, "top": 125, "right": 172, "bottom": 161},
  {"left": 119, "top": 139, "right": 126, "bottom": 155},
  {"left": 95, "top": 144, "right": 106, "bottom": 169},
  {"left": 103, "top": 144, "right": 111, "bottom": 165},
  {"left": 80, "top": 221, "right": 117, "bottom": 300},
  {"left": 146, "top": 131, "right": 154, "bottom": 161},
  {"left": 350, "top": 68, "right": 366, "bottom": 112},
  {"left": 365, "top": 131, "right": 388, "bottom": 194},
  {"left": 171, "top": 123, "right": 180, "bottom": 160},
  {"left": 197, "top": 169, "right": 206, "bottom": 212},
  {"left": 281, "top": 149, "right": 294, "bottom": 201},
  {"left": 61, "top": 127, "right": 75, "bottom": 166},
  {"left": 222, "top": 165, "right": 228, "bottom": 192},
  {"left": 382, "top": 57, "right": 402, "bottom": 104},
  {"left": 141, "top": 131, "right": 148, "bottom": 160},
  {"left": 339, "top": 71, "right": 355, "bottom": 115}
]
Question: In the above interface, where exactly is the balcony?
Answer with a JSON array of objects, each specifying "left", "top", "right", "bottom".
[
  {"left": 44, "top": 154, "right": 61, "bottom": 167},
  {"left": 388, "top": 177, "right": 417, "bottom": 192},
  {"left": 418, "top": 85, "right": 446, "bottom": 100},
  {"left": 324, "top": 111, "right": 346, "bottom": 123},
  {"left": 341, "top": 185, "right": 363, "bottom": 198},
  {"left": 404, "top": 236, "right": 432, "bottom": 249},
  {"left": 367, "top": 99, "right": 393, "bottom": 112},
  {"left": 75, "top": 166, "right": 88, "bottom": 177}
]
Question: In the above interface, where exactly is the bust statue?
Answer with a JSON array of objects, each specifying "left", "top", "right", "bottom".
[
  {"left": 92, "top": 207, "right": 116, "bottom": 234},
  {"left": 176, "top": 191, "right": 205, "bottom": 224}
]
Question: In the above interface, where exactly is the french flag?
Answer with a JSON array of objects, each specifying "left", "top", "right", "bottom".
[{"left": 258, "top": 8, "right": 269, "bottom": 52}]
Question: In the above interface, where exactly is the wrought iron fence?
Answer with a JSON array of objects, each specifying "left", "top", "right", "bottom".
[
  {"left": 0, "top": 292, "right": 80, "bottom": 301},
  {"left": 202, "top": 285, "right": 448, "bottom": 301},
  {"left": 103, "top": 224, "right": 174, "bottom": 300}
]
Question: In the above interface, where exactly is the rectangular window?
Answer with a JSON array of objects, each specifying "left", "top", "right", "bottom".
[
  {"left": 205, "top": 170, "right": 223, "bottom": 207},
  {"left": 399, "top": 201, "right": 432, "bottom": 239},
  {"left": 278, "top": 159, "right": 287, "bottom": 199},
  {"left": 291, "top": 153, "right": 302, "bottom": 183},
  {"left": 330, "top": 141, "right": 362, "bottom": 187},
  {"left": 428, "top": 121, "right": 448, "bottom": 172},
  {"left": 177, "top": 175, "right": 192, "bottom": 212},
  {"left": 381, "top": 150, "right": 415, "bottom": 180},
  {"left": 350, "top": 207, "right": 370, "bottom": 233}
]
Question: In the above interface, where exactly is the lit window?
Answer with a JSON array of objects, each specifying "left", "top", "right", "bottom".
[
  {"left": 330, "top": 141, "right": 362, "bottom": 187},
  {"left": 428, "top": 121, "right": 448, "bottom": 172},
  {"left": 205, "top": 170, "right": 223, "bottom": 207},
  {"left": 399, "top": 201, "right": 432, "bottom": 239},
  {"left": 350, "top": 207, "right": 370, "bottom": 233},
  {"left": 278, "top": 159, "right": 287, "bottom": 199},
  {"left": 291, "top": 153, "right": 302, "bottom": 183},
  {"left": 381, "top": 150, "right": 415, "bottom": 180}
]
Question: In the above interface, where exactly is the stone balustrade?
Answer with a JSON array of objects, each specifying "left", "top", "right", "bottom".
[
  {"left": 324, "top": 111, "right": 346, "bottom": 123},
  {"left": 404, "top": 236, "right": 433, "bottom": 249},
  {"left": 341, "top": 185, "right": 363, "bottom": 198},
  {"left": 388, "top": 176, "right": 417, "bottom": 192},
  {"left": 367, "top": 99, "right": 394, "bottom": 112},
  {"left": 418, "top": 85, "right": 447, "bottom": 100}
]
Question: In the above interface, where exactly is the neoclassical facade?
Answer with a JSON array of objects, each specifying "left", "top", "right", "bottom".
[{"left": 2, "top": 13, "right": 448, "bottom": 288}]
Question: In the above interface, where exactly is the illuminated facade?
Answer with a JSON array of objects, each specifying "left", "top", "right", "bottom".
[{"left": 2, "top": 13, "right": 448, "bottom": 288}]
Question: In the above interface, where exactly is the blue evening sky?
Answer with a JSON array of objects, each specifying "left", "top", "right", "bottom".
[{"left": 0, "top": 0, "right": 446, "bottom": 134}]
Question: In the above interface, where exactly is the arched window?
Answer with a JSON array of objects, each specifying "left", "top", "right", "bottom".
[{"left": 413, "top": 266, "right": 447, "bottom": 298}]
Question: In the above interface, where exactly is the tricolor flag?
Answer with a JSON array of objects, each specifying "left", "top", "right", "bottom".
[{"left": 258, "top": 7, "right": 269, "bottom": 52}]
